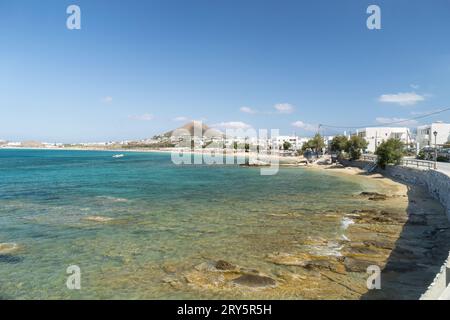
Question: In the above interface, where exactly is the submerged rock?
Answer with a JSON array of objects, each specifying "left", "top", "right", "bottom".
[
  {"left": 369, "top": 195, "right": 388, "bottom": 201},
  {"left": 162, "top": 275, "right": 184, "bottom": 289},
  {"left": 215, "top": 260, "right": 236, "bottom": 271},
  {"left": 267, "top": 252, "right": 346, "bottom": 274},
  {"left": 194, "top": 262, "right": 220, "bottom": 273},
  {"left": 347, "top": 209, "right": 407, "bottom": 225},
  {"left": 343, "top": 257, "right": 377, "bottom": 272},
  {"left": 0, "top": 255, "right": 24, "bottom": 264},
  {"left": 184, "top": 270, "right": 226, "bottom": 288},
  {"left": 362, "top": 240, "right": 395, "bottom": 250},
  {"left": 162, "top": 263, "right": 178, "bottom": 274},
  {"left": 266, "top": 252, "right": 311, "bottom": 266},
  {"left": 194, "top": 260, "right": 240, "bottom": 274},
  {"left": 182, "top": 260, "right": 278, "bottom": 291},
  {"left": 303, "top": 259, "right": 346, "bottom": 274},
  {"left": 301, "top": 237, "right": 330, "bottom": 246},
  {"left": 359, "top": 192, "right": 388, "bottom": 201},
  {"left": 0, "top": 243, "right": 20, "bottom": 255},
  {"left": 232, "top": 274, "right": 276, "bottom": 288},
  {"left": 83, "top": 216, "right": 113, "bottom": 223}
]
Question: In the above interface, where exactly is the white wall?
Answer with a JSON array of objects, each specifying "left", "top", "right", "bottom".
[
  {"left": 275, "top": 136, "right": 300, "bottom": 150},
  {"left": 358, "top": 127, "right": 410, "bottom": 153},
  {"left": 417, "top": 123, "right": 450, "bottom": 148}
]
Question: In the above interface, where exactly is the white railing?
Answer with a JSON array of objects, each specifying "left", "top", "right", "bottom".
[
  {"left": 400, "top": 158, "right": 435, "bottom": 170},
  {"left": 361, "top": 154, "right": 436, "bottom": 170}
]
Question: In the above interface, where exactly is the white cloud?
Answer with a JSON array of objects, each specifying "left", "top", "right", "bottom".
[
  {"left": 212, "top": 121, "right": 252, "bottom": 130},
  {"left": 128, "top": 113, "right": 154, "bottom": 121},
  {"left": 173, "top": 116, "right": 189, "bottom": 122},
  {"left": 375, "top": 117, "right": 418, "bottom": 127},
  {"left": 291, "top": 121, "right": 317, "bottom": 132},
  {"left": 378, "top": 92, "right": 425, "bottom": 106},
  {"left": 240, "top": 106, "right": 257, "bottom": 114},
  {"left": 101, "top": 96, "right": 113, "bottom": 103},
  {"left": 274, "top": 103, "right": 294, "bottom": 114},
  {"left": 410, "top": 84, "right": 420, "bottom": 90}
]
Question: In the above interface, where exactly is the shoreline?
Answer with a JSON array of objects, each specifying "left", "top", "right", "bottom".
[
  {"left": 1, "top": 148, "right": 449, "bottom": 299},
  {"left": 306, "top": 162, "right": 450, "bottom": 299},
  {"left": 0, "top": 146, "right": 309, "bottom": 166},
  {"left": 305, "top": 163, "right": 407, "bottom": 195},
  {"left": 0, "top": 145, "right": 300, "bottom": 156},
  {"left": 173, "top": 165, "right": 419, "bottom": 299}
]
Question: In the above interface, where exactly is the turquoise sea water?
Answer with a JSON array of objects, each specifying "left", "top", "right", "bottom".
[{"left": 0, "top": 149, "right": 386, "bottom": 299}]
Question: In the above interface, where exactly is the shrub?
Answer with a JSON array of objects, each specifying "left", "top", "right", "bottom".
[
  {"left": 345, "top": 136, "right": 368, "bottom": 160},
  {"left": 283, "top": 141, "right": 292, "bottom": 151},
  {"left": 301, "top": 134, "right": 325, "bottom": 154},
  {"left": 330, "top": 135, "right": 348, "bottom": 153},
  {"left": 375, "top": 138, "right": 404, "bottom": 169},
  {"left": 417, "top": 150, "right": 426, "bottom": 160}
]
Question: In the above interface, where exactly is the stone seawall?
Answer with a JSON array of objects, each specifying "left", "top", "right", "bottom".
[
  {"left": 340, "top": 159, "right": 450, "bottom": 299},
  {"left": 384, "top": 166, "right": 450, "bottom": 222}
]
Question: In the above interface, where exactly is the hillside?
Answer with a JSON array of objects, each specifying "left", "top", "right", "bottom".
[{"left": 160, "top": 121, "right": 223, "bottom": 138}]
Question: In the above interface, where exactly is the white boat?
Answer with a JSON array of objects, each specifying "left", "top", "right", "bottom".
[{"left": 112, "top": 154, "right": 124, "bottom": 158}]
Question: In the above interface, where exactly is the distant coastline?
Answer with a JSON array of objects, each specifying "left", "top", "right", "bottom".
[{"left": 0, "top": 146, "right": 309, "bottom": 165}]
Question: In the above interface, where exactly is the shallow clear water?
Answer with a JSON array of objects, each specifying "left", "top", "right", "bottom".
[{"left": 0, "top": 149, "right": 387, "bottom": 299}]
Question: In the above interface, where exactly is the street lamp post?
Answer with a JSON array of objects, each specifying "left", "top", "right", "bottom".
[{"left": 433, "top": 131, "right": 438, "bottom": 170}]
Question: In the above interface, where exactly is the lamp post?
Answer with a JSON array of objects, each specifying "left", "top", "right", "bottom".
[{"left": 433, "top": 131, "right": 438, "bottom": 170}]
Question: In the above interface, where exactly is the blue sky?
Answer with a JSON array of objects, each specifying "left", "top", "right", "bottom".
[{"left": 1, "top": 0, "right": 450, "bottom": 143}]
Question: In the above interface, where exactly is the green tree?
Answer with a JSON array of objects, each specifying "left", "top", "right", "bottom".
[
  {"left": 301, "top": 140, "right": 312, "bottom": 152},
  {"left": 301, "top": 134, "right": 325, "bottom": 154},
  {"left": 233, "top": 141, "right": 238, "bottom": 150},
  {"left": 345, "top": 135, "right": 368, "bottom": 160},
  {"left": 312, "top": 133, "right": 325, "bottom": 152},
  {"left": 244, "top": 143, "right": 250, "bottom": 152},
  {"left": 375, "top": 138, "right": 404, "bottom": 169},
  {"left": 330, "top": 135, "right": 348, "bottom": 153},
  {"left": 283, "top": 141, "right": 292, "bottom": 151}
]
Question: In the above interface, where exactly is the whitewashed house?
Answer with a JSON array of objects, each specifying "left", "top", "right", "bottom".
[
  {"left": 356, "top": 127, "right": 411, "bottom": 153},
  {"left": 416, "top": 122, "right": 450, "bottom": 148},
  {"left": 273, "top": 136, "right": 301, "bottom": 150},
  {"left": 323, "top": 136, "right": 335, "bottom": 152}
]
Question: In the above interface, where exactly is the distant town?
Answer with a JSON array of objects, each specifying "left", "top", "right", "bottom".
[{"left": 1, "top": 121, "right": 450, "bottom": 162}]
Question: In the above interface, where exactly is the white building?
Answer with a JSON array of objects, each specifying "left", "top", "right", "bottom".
[
  {"left": 416, "top": 122, "right": 450, "bottom": 148},
  {"left": 273, "top": 136, "right": 301, "bottom": 150},
  {"left": 5, "top": 142, "right": 21, "bottom": 147},
  {"left": 42, "top": 142, "right": 64, "bottom": 148},
  {"left": 323, "top": 136, "right": 335, "bottom": 151},
  {"left": 80, "top": 142, "right": 109, "bottom": 146},
  {"left": 356, "top": 127, "right": 411, "bottom": 153}
]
